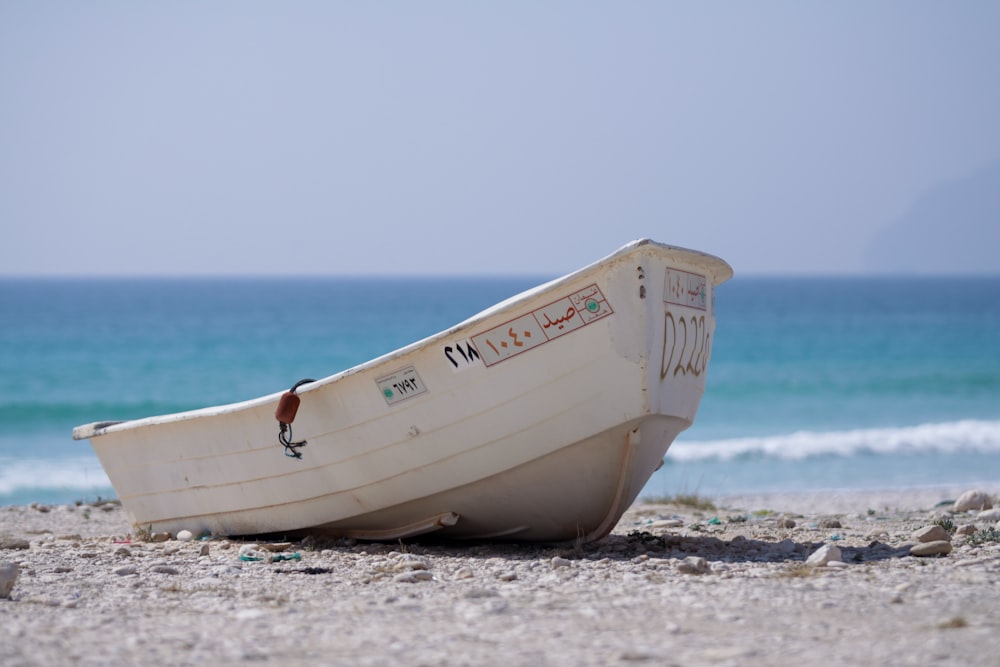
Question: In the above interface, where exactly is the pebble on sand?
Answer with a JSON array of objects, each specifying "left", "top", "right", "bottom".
[
  {"left": 0, "top": 562, "right": 19, "bottom": 598},
  {"left": 0, "top": 536, "right": 31, "bottom": 550},
  {"left": 952, "top": 490, "right": 993, "bottom": 513},
  {"left": 912, "top": 525, "right": 952, "bottom": 543},
  {"left": 394, "top": 570, "right": 433, "bottom": 583},
  {"left": 910, "top": 541, "right": 953, "bottom": 557},
  {"left": 806, "top": 544, "right": 842, "bottom": 567},
  {"left": 976, "top": 508, "right": 1000, "bottom": 522},
  {"left": 676, "top": 556, "right": 710, "bottom": 575}
]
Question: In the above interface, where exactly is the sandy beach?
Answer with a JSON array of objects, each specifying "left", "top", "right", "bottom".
[{"left": 2, "top": 486, "right": 1000, "bottom": 667}]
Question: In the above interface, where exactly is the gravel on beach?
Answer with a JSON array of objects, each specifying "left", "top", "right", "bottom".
[{"left": 2, "top": 487, "right": 1000, "bottom": 667}]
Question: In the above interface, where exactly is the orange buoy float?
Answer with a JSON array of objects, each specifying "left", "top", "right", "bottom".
[
  {"left": 275, "top": 391, "right": 301, "bottom": 424},
  {"left": 275, "top": 378, "right": 315, "bottom": 459}
]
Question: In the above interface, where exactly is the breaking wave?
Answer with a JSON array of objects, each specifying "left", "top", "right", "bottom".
[
  {"left": 668, "top": 420, "right": 1000, "bottom": 462},
  {"left": 0, "top": 456, "right": 112, "bottom": 502}
]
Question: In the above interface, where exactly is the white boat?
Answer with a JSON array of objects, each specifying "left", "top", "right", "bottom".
[{"left": 73, "top": 240, "right": 733, "bottom": 543}]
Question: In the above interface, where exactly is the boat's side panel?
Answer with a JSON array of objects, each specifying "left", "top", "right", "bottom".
[{"left": 218, "top": 415, "right": 690, "bottom": 541}]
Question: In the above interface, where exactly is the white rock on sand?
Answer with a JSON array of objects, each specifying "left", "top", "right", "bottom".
[
  {"left": 953, "top": 489, "right": 993, "bottom": 512},
  {"left": 805, "top": 543, "right": 842, "bottom": 566},
  {"left": 1, "top": 487, "right": 999, "bottom": 667},
  {"left": 976, "top": 508, "right": 1000, "bottom": 521}
]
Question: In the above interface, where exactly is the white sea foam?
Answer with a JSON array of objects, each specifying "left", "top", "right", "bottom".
[
  {"left": 0, "top": 456, "right": 111, "bottom": 496},
  {"left": 668, "top": 419, "right": 1000, "bottom": 462}
]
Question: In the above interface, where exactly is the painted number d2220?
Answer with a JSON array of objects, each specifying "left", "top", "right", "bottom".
[{"left": 660, "top": 311, "right": 710, "bottom": 379}]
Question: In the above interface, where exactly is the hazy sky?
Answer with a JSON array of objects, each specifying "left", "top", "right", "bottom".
[{"left": 2, "top": 2, "right": 999, "bottom": 276}]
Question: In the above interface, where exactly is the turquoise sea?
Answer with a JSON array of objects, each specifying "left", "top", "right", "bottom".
[{"left": 2, "top": 275, "right": 999, "bottom": 506}]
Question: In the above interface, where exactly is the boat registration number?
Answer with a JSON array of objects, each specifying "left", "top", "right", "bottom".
[
  {"left": 376, "top": 366, "right": 427, "bottom": 405},
  {"left": 471, "top": 284, "right": 613, "bottom": 367}
]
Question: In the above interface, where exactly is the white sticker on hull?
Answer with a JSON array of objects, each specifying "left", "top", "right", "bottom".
[
  {"left": 376, "top": 366, "right": 427, "bottom": 405},
  {"left": 664, "top": 268, "right": 707, "bottom": 311},
  {"left": 471, "top": 284, "right": 613, "bottom": 367},
  {"left": 442, "top": 339, "right": 483, "bottom": 373}
]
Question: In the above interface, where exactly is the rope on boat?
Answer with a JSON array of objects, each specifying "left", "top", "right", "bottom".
[{"left": 276, "top": 378, "right": 315, "bottom": 459}]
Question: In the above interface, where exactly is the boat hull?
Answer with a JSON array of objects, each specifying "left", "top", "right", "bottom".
[{"left": 74, "top": 240, "right": 732, "bottom": 542}]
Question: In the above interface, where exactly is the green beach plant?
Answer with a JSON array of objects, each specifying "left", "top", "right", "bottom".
[
  {"left": 643, "top": 493, "right": 717, "bottom": 511},
  {"left": 933, "top": 517, "right": 957, "bottom": 535},
  {"left": 966, "top": 526, "right": 1000, "bottom": 546}
]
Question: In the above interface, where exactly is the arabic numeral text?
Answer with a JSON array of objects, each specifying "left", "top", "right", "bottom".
[{"left": 394, "top": 378, "right": 420, "bottom": 394}]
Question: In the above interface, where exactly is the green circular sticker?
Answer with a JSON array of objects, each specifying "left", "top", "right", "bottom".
[
  {"left": 383, "top": 388, "right": 394, "bottom": 399},
  {"left": 585, "top": 299, "right": 599, "bottom": 313}
]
